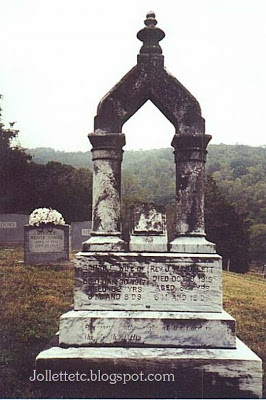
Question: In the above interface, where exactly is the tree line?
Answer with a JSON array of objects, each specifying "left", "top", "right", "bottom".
[{"left": 0, "top": 111, "right": 92, "bottom": 223}]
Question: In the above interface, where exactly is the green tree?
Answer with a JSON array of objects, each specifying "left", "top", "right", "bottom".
[
  {"left": 0, "top": 96, "right": 93, "bottom": 220},
  {"left": 205, "top": 175, "right": 250, "bottom": 273},
  {"left": 249, "top": 224, "right": 266, "bottom": 263},
  {"left": 26, "top": 161, "right": 92, "bottom": 223},
  {"left": 0, "top": 96, "right": 32, "bottom": 213}
]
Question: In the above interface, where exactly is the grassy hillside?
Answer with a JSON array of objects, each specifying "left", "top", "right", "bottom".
[{"left": 0, "top": 245, "right": 265, "bottom": 398}]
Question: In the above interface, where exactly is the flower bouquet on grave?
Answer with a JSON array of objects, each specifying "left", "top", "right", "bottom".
[{"left": 29, "top": 208, "right": 65, "bottom": 232}]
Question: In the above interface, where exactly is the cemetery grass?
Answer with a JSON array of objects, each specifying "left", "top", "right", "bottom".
[{"left": 0, "top": 245, "right": 265, "bottom": 398}]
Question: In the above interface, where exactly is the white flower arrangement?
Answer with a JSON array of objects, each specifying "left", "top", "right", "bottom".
[{"left": 29, "top": 208, "right": 65, "bottom": 226}]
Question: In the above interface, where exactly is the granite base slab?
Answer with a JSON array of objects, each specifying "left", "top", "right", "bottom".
[
  {"left": 59, "top": 309, "right": 236, "bottom": 348},
  {"left": 35, "top": 338, "right": 262, "bottom": 398},
  {"left": 75, "top": 252, "right": 222, "bottom": 312}
]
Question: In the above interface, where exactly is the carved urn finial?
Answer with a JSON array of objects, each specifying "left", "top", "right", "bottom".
[{"left": 137, "top": 11, "right": 165, "bottom": 54}]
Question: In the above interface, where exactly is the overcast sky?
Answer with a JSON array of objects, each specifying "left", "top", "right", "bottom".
[{"left": 0, "top": 0, "right": 265, "bottom": 151}]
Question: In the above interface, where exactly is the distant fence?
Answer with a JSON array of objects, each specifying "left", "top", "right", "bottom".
[{"left": 0, "top": 214, "right": 92, "bottom": 250}]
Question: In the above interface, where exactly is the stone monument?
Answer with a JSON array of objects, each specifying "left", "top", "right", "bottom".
[
  {"left": 0, "top": 213, "right": 28, "bottom": 244},
  {"left": 24, "top": 208, "right": 70, "bottom": 264},
  {"left": 71, "top": 221, "right": 92, "bottom": 250},
  {"left": 36, "top": 13, "right": 262, "bottom": 398},
  {"left": 24, "top": 224, "right": 70, "bottom": 264}
]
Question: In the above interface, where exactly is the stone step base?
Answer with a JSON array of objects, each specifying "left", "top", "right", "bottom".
[
  {"left": 59, "top": 309, "right": 236, "bottom": 348},
  {"left": 35, "top": 338, "right": 262, "bottom": 399}
]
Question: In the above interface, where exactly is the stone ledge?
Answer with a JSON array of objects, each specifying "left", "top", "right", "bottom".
[
  {"left": 170, "top": 236, "right": 216, "bottom": 254},
  {"left": 59, "top": 309, "right": 236, "bottom": 348},
  {"left": 76, "top": 251, "right": 222, "bottom": 260}
]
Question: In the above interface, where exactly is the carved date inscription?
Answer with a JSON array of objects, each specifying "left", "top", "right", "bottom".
[
  {"left": 75, "top": 255, "right": 222, "bottom": 311},
  {"left": 29, "top": 228, "right": 64, "bottom": 253}
]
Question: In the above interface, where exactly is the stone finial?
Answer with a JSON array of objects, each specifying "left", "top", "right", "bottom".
[
  {"left": 137, "top": 11, "right": 165, "bottom": 54},
  {"left": 144, "top": 11, "right": 157, "bottom": 27}
]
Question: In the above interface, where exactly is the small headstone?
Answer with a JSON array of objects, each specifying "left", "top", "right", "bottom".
[
  {"left": 24, "top": 225, "right": 70, "bottom": 264},
  {"left": 24, "top": 208, "right": 70, "bottom": 264},
  {"left": 129, "top": 202, "right": 167, "bottom": 252},
  {"left": 71, "top": 221, "right": 92, "bottom": 250},
  {"left": 0, "top": 214, "right": 28, "bottom": 243}
]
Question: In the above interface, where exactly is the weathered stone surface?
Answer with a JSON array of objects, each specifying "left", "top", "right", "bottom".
[
  {"left": 74, "top": 252, "right": 222, "bottom": 312},
  {"left": 131, "top": 203, "right": 166, "bottom": 234},
  {"left": 83, "top": 235, "right": 127, "bottom": 252},
  {"left": 24, "top": 225, "right": 70, "bottom": 264},
  {"left": 59, "top": 310, "right": 236, "bottom": 348},
  {"left": 170, "top": 236, "right": 216, "bottom": 253},
  {"left": 171, "top": 134, "right": 212, "bottom": 244},
  {"left": 83, "top": 133, "right": 126, "bottom": 252},
  {"left": 129, "top": 235, "right": 168, "bottom": 252},
  {"left": 0, "top": 213, "right": 28, "bottom": 243},
  {"left": 129, "top": 203, "right": 167, "bottom": 252},
  {"left": 36, "top": 338, "right": 262, "bottom": 399},
  {"left": 87, "top": 10, "right": 208, "bottom": 250}
]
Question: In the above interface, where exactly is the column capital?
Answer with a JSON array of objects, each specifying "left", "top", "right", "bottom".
[
  {"left": 171, "top": 134, "right": 212, "bottom": 163},
  {"left": 88, "top": 132, "right": 126, "bottom": 150}
]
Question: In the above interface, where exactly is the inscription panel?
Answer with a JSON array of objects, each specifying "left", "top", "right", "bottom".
[
  {"left": 59, "top": 310, "right": 235, "bottom": 348},
  {"left": 82, "top": 228, "right": 91, "bottom": 236},
  {"left": 24, "top": 224, "right": 70, "bottom": 264},
  {"left": 29, "top": 228, "right": 64, "bottom": 253},
  {"left": 0, "top": 221, "right": 17, "bottom": 228},
  {"left": 74, "top": 253, "right": 222, "bottom": 312}
]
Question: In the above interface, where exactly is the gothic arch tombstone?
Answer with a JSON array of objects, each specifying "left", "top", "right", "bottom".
[
  {"left": 84, "top": 11, "right": 214, "bottom": 253},
  {"left": 36, "top": 13, "right": 262, "bottom": 399}
]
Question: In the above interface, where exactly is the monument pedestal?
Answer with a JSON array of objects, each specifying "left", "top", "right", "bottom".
[
  {"left": 34, "top": 250, "right": 263, "bottom": 398},
  {"left": 36, "top": 338, "right": 262, "bottom": 399}
]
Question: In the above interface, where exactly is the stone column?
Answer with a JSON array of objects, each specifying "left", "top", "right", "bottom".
[
  {"left": 82, "top": 132, "right": 126, "bottom": 252},
  {"left": 170, "top": 134, "right": 216, "bottom": 253}
]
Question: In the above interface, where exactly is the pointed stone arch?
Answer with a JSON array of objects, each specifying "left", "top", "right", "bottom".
[
  {"left": 94, "top": 61, "right": 205, "bottom": 137},
  {"left": 84, "top": 12, "right": 213, "bottom": 253}
]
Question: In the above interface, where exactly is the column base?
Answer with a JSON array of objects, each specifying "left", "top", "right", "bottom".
[
  {"left": 129, "top": 235, "right": 167, "bottom": 252},
  {"left": 82, "top": 236, "right": 127, "bottom": 252},
  {"left": 170, "top": 236, "right": 216, "bottom": 253},
  {"left": 35, "top": 338, "right": 262, "bottom": 399}
]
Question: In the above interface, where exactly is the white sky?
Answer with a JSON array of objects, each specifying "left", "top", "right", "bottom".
[{"left": 0, "top": 0, "right": 266, "bottom": 151}]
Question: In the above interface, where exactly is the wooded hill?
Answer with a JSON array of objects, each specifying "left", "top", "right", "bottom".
[
  {"left": 27, "top": 144, "right": 266, "bottom": 270},
  {"left": 29, "top": 144, "right": 266, "bottom": 226}
]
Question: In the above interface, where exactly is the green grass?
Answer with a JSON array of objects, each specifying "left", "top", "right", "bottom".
[
  {"left": 0, "top": 245, "right": 73, "bottom": 398},
  {"left": 223, "top": 271, "right": 265, "bottom": 358},
  {"left": 0, "top": 245, "right": 265, "bottom": 398}
]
